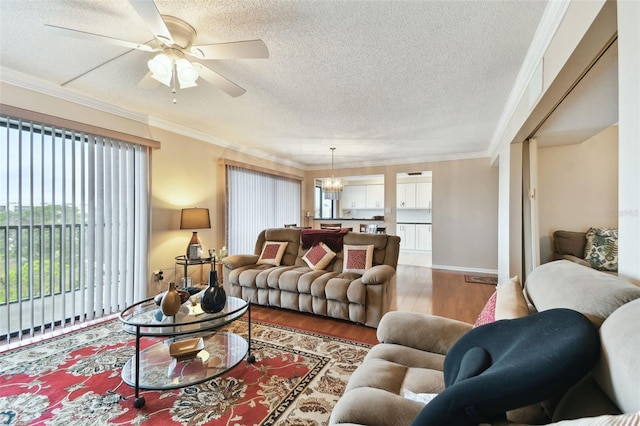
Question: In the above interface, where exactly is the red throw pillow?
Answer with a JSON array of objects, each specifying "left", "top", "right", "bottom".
[
  {"left": 473, "top": 292, "right": 497, "bottom": 328},
  {"left": 343, "top": 245, "right": 374, "bottom": 274},
  {"left": 257, "top": 241, "right": 288, "bottom": 266},
  {"left": 302, "top": 242, "right": 336, "bottom": 270}
]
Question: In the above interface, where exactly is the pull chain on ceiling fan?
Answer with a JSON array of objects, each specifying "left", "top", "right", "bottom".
[{"left": 45, "top": 0, "right": 268, "bottom": 99}]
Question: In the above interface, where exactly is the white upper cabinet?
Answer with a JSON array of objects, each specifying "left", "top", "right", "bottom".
[
  {"left": 342, "top": 185, "right": 366, "bottom": 209},
  {"left": 397, "top": 183, "right": 416, "bottom": 208},
  {"left": 366, "top": 184, "right": 384, "bottom": 208},
  {"left": 416, "top": 182, "right": 432, "bottom": 209},
  {"left": 398, "top": 182, "right": 432, "bottom": 209}
]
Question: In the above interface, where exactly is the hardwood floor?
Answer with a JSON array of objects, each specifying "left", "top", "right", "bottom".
[{"left": 251, "top": 265, "right": 496, "bottom": 345}]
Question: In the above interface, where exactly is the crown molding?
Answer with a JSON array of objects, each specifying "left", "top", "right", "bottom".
[
  {"left": 147, "top": 116, "right": 308, "bottom": 170},
  {"left": 1, "top": 67, "right": 495, "bottom": 171},
  {"left": 309, "top": 150, "right": 493, "bottom": 171},
  {"left": 0, "top": 67, "right": 148, "bottom": 124},
  {"left": 488, "top": 0, "right": 571, "bottom": 158}
]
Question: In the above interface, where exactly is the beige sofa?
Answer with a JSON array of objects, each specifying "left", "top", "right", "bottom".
[
  {"left": 330, "top": 260, "right": 640, "bottom": 425},
  {"left": 222, "top": 228, "right": 400, "bottom": 328}
]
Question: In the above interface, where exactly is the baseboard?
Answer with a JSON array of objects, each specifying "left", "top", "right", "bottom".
[{"left": 430, "top": 264, "right": 498, "bottom": 275}]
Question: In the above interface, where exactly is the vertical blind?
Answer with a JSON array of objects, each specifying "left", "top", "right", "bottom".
[
  {"left": 1, "top": 113, "right": 150, "bottom": 344},
  {"left": 226, "top": 165, "right": 301, "bottom": 254}
]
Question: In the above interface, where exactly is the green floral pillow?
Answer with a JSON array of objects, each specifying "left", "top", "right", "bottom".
[{"left": 584, "top": 227, "right": 618, "bottom": 272}]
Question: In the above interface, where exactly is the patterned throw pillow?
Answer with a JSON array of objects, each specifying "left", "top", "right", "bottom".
[
  {"left": 343, "top": 244, "right": 374, "bottom": 274},
  {"left": 584, "top": 227, "right": 618, "bottom": 272},
  {"left": 302, "top": 242, "right": 336, "bottom": 270},
  {"left": 474, "top": 292, "right": 497, "bottom": 327},
  {"left": 257, "top": 241, "right": 288, "bottom": 266}
]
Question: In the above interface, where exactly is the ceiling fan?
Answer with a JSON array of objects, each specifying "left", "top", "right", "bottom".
[{"left": 45, "top": 0, "right": 268, "bottom": 98}]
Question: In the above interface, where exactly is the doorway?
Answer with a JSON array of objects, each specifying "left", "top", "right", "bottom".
[{"left": 396, "top": 171, "right": 432, "bottom": 267}]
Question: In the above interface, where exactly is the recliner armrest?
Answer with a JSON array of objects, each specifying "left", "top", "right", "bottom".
[
  {"left": 361, "top": 265, "right": 395, "bottom": 285},
  {"left": 221, "top": 254, "right": 259, "bottom": 270},
  {"left": 376, "top": 311, "right": 472, "bottom": 355}
]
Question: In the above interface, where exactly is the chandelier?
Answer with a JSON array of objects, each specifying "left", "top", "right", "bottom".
[{"left": 322, "top": 147, "right": 343, "bottom": 200}]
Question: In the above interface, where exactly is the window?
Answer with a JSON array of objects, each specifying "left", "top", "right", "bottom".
[
  {"left": 314, "top": 181, "right": 336, "bottom": 218},
  {"left": 226, "top": 165, "right": 301, "bottom": 254},
  {"left": 1, "top": 111, "right": 152, "bottom": 344}
]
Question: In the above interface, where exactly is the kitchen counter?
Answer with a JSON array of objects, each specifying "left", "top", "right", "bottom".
[{"left": 397, "top": 221, "right": 432, "bottom": 225}]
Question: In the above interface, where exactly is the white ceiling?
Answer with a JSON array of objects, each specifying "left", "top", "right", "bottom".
[{"left": 0, "top": 0, "right": 551, "bottom": 169}]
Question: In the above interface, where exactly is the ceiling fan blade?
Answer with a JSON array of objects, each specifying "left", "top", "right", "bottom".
[
  {"left": 128, "top": 0, "right": 174, "bottom": 44},
  {"left": 190, "top": 40, "right": 269, "bottom": 60},
  {"left": 45, "top": 24, "right": 156, "bottom": 52},
  {"left": 137, "top": 72, "right": 161, "bottom": 89},
  {"left": 193, "top": 63, "right": 246, "bottom": 97}
]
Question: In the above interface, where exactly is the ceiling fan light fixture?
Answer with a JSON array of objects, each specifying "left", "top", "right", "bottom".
[
  {"left": 150, "top": 71, "right": 172, "bottom": 87},
  {"left": 176, "top": 58, "right": 199, "bottom": 88},
  {"left": 148, "top": 53, "right": 172, "bottom": 86}
]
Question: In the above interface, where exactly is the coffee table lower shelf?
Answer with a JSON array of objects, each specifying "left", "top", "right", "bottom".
[{"left": 122, "top": 332, "right": 248, "bottom": 392}]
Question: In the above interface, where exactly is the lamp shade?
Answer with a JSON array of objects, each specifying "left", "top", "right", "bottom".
[{"left": 180, "top": 208, "right": 211, "bottom": 230}]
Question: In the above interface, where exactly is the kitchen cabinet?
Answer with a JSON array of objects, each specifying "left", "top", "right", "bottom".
[
  {"left": 397, "top": 183, "right": 416, "bottom": 208},
  {"left": 416, "top": 182, "right": 432, "bottom": 209},
  {"left": 342, "top": 185, "right": 366, "bottom": 209},
  {"left": 397, "top": 223, "right": 416, "bottom": 250},
  {"left": 398, "top": 182, "right": 432, "bottom": 209},
  {"left": 416, "top": 224, "right": 432, "bottom": 251},
  {"left": 366, "top": 184, "right": 384, "bottom": 208}
]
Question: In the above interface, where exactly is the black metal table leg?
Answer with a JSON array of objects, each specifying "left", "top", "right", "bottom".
[
  {"left": 133, "top": 326, "right": 145, "bottom": 408},
  {"left": 247, "top": 303, "right": 255, "bottom": 363}
]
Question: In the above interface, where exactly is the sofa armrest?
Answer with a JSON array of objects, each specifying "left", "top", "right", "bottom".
[
  {"left": 361, "top": 265, "right": 395, "bottom": 285},
  {"left": 376, "top": 311, "right": 472, "bottom": 355},
  {"left": 557, "top": 254, "right": 591, "bottom": 268},
  {"left": 221, "top": 254, "right": 259, "bottom": 270}
]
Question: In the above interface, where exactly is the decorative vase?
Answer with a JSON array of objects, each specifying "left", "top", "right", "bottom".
[
  {"left": 160, "top": 281, "right": 182, "bottom": 316},
  {"left": 154, "top": 288, "right": 189, "bottom": 306},
  {"left": 201, "top": 270, "right": 226, "bottom": 313}
]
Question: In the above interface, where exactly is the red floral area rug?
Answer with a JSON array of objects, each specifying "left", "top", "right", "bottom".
[{"left": 0, "top": 318, "right": 371, "bottom": 425}]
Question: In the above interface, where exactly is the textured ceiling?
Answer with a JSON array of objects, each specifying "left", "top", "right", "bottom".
[{"left": 0, "top": 0, "right": 549, "bottom": 169}]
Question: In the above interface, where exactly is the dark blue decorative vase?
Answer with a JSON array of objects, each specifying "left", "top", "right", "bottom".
[{"left": 201, "top": 270, "right": 226, "bottom": 313}]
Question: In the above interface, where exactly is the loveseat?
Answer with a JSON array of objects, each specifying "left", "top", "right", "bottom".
[
  {"left": 222, "top": 228, "right": 400, "bottom": 327},
  {"left": 330, "top": 260, "right": 640, "bottom": 425}
]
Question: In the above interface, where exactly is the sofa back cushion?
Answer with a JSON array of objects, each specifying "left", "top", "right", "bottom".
[
  {"left": 553, "top": 230, "right": 587, "bottom": 259},
  {"left": 343, "top": 232, "right": 400, "bottom": 267},
  {"left": 254, "top": 228, "right": 301, "bottom": 266},
  {"left": 593, "top": 298, "right": 640, "bottom": 413},
  {"left": 525, "top": 260, "right": 640, "bottom": 328}
]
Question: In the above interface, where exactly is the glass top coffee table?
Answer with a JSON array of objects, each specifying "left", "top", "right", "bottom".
[{"left": 119, "top": 295, "right": 254, "bottom": 408}]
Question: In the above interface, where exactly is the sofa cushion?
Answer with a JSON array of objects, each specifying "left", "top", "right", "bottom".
[
  {"left": 525, "top": 260, "right": 640, "bottom": 328},
  {"left": 343, "top": 244, "right": 374, "bottom": 273},
  {"left": 554, "top": 230, "right": 587, "bottom": 258},
  {"left": 592, "top": 298, "right": 640, "bottom": 414},
  {"left": 302, "top": 242, "right": 336, "bottom": 270},
  {"left": 584, "top": 228, "right": 618, "bottom": 272},
  {"left": 257, "top": 241, "right": 288, "bottom": 266}
]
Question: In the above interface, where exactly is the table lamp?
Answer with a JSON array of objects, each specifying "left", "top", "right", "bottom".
[{"left": 180, "top": 207, "right": 211, "bottom": 257}]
